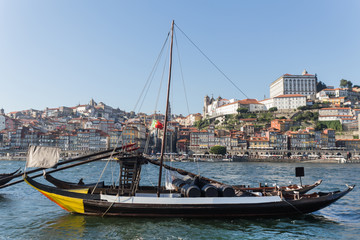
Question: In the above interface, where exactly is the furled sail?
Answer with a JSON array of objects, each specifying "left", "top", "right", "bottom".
[
  {"left": 26, "top": 146, "right": 60, "bottom": 168},
  {"left": 165, "top": 168, "right": 192, "bottom": 190}
]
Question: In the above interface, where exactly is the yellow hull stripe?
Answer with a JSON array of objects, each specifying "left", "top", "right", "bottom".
[
  {"left": 65, "top": 188, "right": 89, "bottom": 194},
  {"left": 24, "top": 178, "right": 85, "bottom": 214}
]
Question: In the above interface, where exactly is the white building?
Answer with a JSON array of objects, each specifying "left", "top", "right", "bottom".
[
  {"left": 184, "top": 113, "right": 202, "bottom": 127},
  {"left": 259, "top": 98, "right": 274, "bottom": 110},
  {"left": 270, "top": 70, "right": 317, "bottom": 99},
  {"left": 203, "top": 96, "right": 233, "bottom": 118},
  {"left": 318, "top": 107, "right": 355, "bottom": 123},
  {"left": 319, "top": 107, "right": 352, "bottom": 116},
  {"left": 203, "top": 96, "right": 265, "bottom": 118},
  {"left": 273, "top": 94, "right": 307, "bottom": 110},
  {"left": 316, "top": 88, "right": 360, "bottom": 101}
]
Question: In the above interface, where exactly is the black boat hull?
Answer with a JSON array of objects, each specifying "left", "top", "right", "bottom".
[{"left": 24, "top": 175, "right": 354, "bottom": 218}]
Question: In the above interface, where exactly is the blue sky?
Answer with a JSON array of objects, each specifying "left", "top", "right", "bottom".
[{"left": 0, "top": 1, "right": 359, "bottom": 115}]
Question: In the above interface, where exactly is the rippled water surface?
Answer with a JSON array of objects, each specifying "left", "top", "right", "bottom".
[{"left": 0, "top": 160, "right": 359, "bottom": 239}]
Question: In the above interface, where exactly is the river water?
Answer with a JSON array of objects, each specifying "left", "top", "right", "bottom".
[{"left": 0, "top": 160, "right": 359, "bottom": 240}]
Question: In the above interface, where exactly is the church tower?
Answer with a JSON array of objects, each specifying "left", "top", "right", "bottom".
[{"left": 203, "top": 95, "right": 210, "bottom": 118}]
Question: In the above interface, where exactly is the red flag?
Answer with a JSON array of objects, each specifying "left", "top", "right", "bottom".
[{"left": 155, "top": 121, "right": 163, "bottom": 129}]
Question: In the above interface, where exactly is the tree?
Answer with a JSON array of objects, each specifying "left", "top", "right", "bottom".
[
  {"left": 194, "top": 119, "right": 210, "bottom": 130},
  {"left": 237, "top": 107, "right": 248, "bottom": 114},
  {"left": 297, "top": 106, "right": 307, "bottom": 111},
  {"left": 316, "top": 120, "right": 342, "bottom": 131},
  {"left": 209, "top": 145, "right": 227, "bottom": 155},
  {"left": 340, "top": 79, "right": 353, "bottom": 89},
  {"left": 290, "top": 126, "right": 301, "bottom": 131},
  {"left": 269, "top": 107, "right": 278, "bottom": 112},
  {"left": 316, "top": 81, "right": 327, "bottom": 92},
  {"left": 315, "top": 121, "right": 327, "bottom": 131}
]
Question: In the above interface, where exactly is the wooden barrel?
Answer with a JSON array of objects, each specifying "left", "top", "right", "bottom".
[
  {"left": 181, "top": 184, "right": 201, "bottom": 197},
  {"left": 201, "top": 184, "right": 218, "bottom": 197},
  {"left": 218, "top": 185, "right": 235, "bottom": 197}
]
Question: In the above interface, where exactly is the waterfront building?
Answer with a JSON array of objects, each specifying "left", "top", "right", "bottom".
[
  {"left": 266, "top": 131, "right": 289, "bottom": 150},
  {"left": 270, "top": 70, "right": 317, "bottom": 99},
  {"left": 336, "top": 139, "right": 360, "bottom": 150},
  {"left": 189, "top": 125, "right": 215, "bottom": 153},
  {"left": 74, "top": 129, "right": 108, "bottom": 151},
  {"left": 314, "top": 129, "right": 336, "bottom": 149},
  {"left": 287, "top": 130, "right": 315, "bottom": 150},
  {"left": 177, "top": 138, "right": 189, "bottom": 153},
  {"left": 248, "top": 137, "right": 270, "bottom": 149},
  {"left": 108, "top": 129, "right": 123, "bottom": 149}
]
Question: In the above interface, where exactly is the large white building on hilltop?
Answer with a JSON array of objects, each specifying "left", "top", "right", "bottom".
[
  {"left": 270, "top": 70, "right": 317, "bottom": 99},
  {"left": 273, "top": 94, "right": 307, "bottom": 110}
]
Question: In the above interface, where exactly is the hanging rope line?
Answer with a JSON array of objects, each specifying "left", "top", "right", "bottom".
[
  {"left": 154, "top": 42, "right": 170, "bottom": 114},
  {"left": 174, "top": 31, "right": 191, "bottom": 115},
  {"left": 93, "top": 31, "right": 171, "bottom": 188},
  {"left": 144, "top": 36, "right": 170, "bottom": 154},
  {"left": 174, "top": 23, "right": 249, "bottom": 99},
  {"left": 134, "top": 31, "right": 171, "bottom": 113}
]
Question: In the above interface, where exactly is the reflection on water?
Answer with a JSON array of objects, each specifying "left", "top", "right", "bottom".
[
  {"left": 30, "top": 212, "right": 347, "bottom": 240},
  {"left": 41, "top": 214, "right": 86, "bottom": 239},
  {"left": 0, "top": 160, "right": 359, "bottom": 240}
]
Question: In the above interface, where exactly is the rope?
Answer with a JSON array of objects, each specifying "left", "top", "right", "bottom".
[
  {"left": 144, "top": 44, "right": 169, "bottom": 154},
  {"left": 91, "top": 157, "right": 112, "bottom": 194},
  {"left": 102, "top": 193, "right": 119, "bottom": 217},
  {"left": 134, "top": 32, "right": 170, "bottom": 113},
  {"left": 174, "top": 23, "right": 249, "bottom": 99},
  {"left": 174, "top": 30, "right": 190, "bottom": 115},
  {"left": 282, "top": 195, "right": 304, "bottom": 215}
]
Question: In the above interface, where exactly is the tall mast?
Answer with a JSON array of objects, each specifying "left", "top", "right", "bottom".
[{"left": 157, "top": 20, "right": 174, "bottom": 197}]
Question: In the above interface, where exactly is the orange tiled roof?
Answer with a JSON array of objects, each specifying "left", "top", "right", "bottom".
[{"left": 320, "top": 108, "right": 351, "bottom": 110}]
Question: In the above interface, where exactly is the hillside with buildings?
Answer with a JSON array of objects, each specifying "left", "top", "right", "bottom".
[{"left": 1, "top": 70, "right": 360, "bottom": 160}]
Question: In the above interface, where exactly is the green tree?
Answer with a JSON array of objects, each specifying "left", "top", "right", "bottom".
[
  {"left": 316, "top": 81, "right": 327, "bottom": 92},
  {"left": 315, "top": 121, "right": 327, "bottom": 131},
  {"left": 237, "top": 107, "right": 248, "bottom": 114},
  {"left": 340, "top": 79, "right": 353, "bottom": 89},
  {"left": 209, "top": 145, "right": 227, "bottom": 155},
  {"left": 269, "top": 107, "right": 278, "bottom": 112},
  {"left": 297, "top": 106, "right": 307, "bottom": 110},
  {"left": 317, "top": 120, "right": 342, "bottom": 131},
  {"left": 290, "top": 126, "right": 301, "bottom": 131},
  {"left": 194, "top": 119, "right": 210, "bottom": 130},
  {"left": 258, "top": 112, "right": 273, "bottom": 122}
]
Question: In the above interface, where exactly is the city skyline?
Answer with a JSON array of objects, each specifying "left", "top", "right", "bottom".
[{"left": 1, "top": 1, "right": 359, "bottom": 115}]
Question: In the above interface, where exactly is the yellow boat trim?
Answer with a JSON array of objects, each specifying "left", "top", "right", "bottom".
[
  {"left": 24, "top": 178, "right": 85, "bottom": 214},
  {"left": 65, "top": 188, "right": 89, "bottom": 194}
]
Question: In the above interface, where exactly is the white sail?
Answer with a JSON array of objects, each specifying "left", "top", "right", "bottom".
[{"left": 26, "top": 146, "right": 60, "bottom": 168}]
